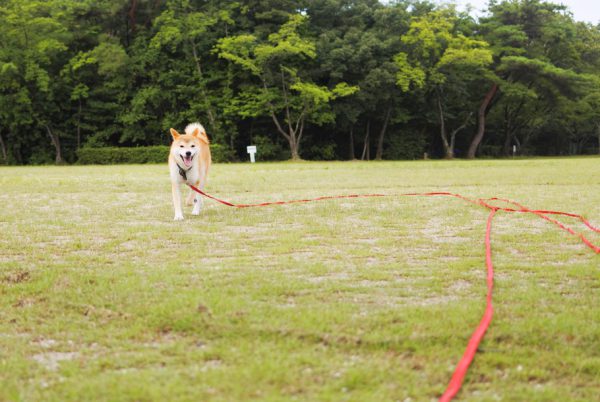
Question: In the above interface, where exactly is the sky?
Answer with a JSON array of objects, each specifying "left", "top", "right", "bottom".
[{"left": 432, "top": 0, "right": 600, "bottom": 24}]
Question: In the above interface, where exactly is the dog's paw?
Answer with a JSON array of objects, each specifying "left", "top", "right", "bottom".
[
  {"left": 191, "top": 210, "right": 201, "bottom": 216},
  {"left": 174, "top": 215, "right": 184, "bottom": 221}
]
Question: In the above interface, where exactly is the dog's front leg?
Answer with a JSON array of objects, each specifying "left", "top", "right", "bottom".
[
  {"left": 171, "top": 182, "right": 184, "bottom": 221},
  {"left": 185, "top": 190, "right": 195, "bottom": 206},
  {"left": 191, "top": 180, "right": 203, "bottom": 215}
]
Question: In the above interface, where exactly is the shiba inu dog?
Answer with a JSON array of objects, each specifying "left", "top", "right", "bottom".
[{"left": 168, "top": 122, "right": 211, "bottom": 220}]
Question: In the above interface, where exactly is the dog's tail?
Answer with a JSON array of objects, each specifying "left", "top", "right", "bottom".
[
  {"left": 185, "top": 122, "right": 209, "bottom": 144},
  {"left": 185, "top": 122, "right": 205, "bottom": 136}
]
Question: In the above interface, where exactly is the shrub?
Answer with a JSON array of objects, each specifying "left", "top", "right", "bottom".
[
  {"left": 249, "top": 135, "right": 288, "bottom": 161},
  {"left": 383, "top": 130, "right": 427, "bottom": 160},
  {"left": 309, "top": 144, "right": 336, "bottom": 160},
  {"left": 76, "top": 144, "right": 234, "bottom": 164}
]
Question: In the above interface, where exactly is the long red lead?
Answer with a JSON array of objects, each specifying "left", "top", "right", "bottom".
[{"left": 187, "top": 184, "right": 599, "bottom": 400}]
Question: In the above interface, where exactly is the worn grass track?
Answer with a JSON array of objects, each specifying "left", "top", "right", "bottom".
[{"left": 1, "top": 158, "right": 599, "bottom": 401}]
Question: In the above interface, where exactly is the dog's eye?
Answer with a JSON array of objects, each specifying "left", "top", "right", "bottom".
[
  {"left": 180, "top": 145, "right": 184, "bottom": 148},
  {"left": 191, "top": 145, "right": 195, "bottom": 148}
]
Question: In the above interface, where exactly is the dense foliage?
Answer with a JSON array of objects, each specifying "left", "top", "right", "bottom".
[
  {"left": 76, "top": 144, "right": 232, "bottom": 164},
  {"left": 1, "top": 0, "right": 599, "bottom": 164}
]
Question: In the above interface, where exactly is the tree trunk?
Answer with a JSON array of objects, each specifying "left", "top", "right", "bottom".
[
  {"left": 268, "top": 109, "right": 301, "bottom": 160},
  {"left": 128, "top": 0, "right": 138, "bottom": 33},
  {"left": 286, "top": 112, "right": 302, "bottom": 161},
  {"left": 361, "top": 120, "right": 370, "bottom": 160},
  {"left": 514, "top": 135, "right": 522, "bottom": 156},
  {"left": 45, "top": 125, "right": 62, "bottom": 164},
  {"left": 263, "top": 76, "right": 305, "bottom": 161},
  {"left": 375, "top": 107, "right": 392, "bottom": 160},
  {"left": 449, "top": 113, "right": 473, "bottom": 157},
  {"left": 0, "top": 131, "right": 7, "bottom": 164},
  {"left": 467, "top": 83, "right": 498, "bottom": 159},
  {"left": 294, "top": 118, "right": 305, "bottom": 160},
  {"left": 436, "top": 93, "right": 453, "bottom": 159},
  {"left": 349, "top": 126, "right": 355, "bottom": 160},
  {"left": 288, "top": 137, "right": 300, "bottom": 160},
  {"left": 502, "top": 106, "right": 513, "bottom": 156},
  {"left": 503, "top": 130, "right": 513, "bottom": 156}
]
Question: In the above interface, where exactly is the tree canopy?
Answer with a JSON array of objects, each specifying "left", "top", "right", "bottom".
[{"left": 1, "top": 0, "right": 599, "bottom": 164}]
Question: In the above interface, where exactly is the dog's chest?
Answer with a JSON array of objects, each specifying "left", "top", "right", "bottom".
[
  {"left": 181, "top": 166, "right": 200, "bottom": 184},
  {"left": 169, "top": 160, "right": 201, "bottom": 184},
  {"left": 184, "top": 167, "right": 200, "bottom": 184}
]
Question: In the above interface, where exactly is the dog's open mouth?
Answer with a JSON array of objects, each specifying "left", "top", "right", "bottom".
[{"left": 181, "top": 154, "right": 194, "bottom": 167}]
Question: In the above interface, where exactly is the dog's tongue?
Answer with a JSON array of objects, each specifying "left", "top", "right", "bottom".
[{"left": 183, "top": 155, "right": 193, "bottom": 167}]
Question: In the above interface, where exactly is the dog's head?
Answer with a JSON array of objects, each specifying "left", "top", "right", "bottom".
[{"left": 169, "top": 127, "right": 206, "bottom": 168}]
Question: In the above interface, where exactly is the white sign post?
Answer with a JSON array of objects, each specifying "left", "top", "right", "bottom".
[{"left": 247, "top": 145, "right": 257, "bottom": 163}]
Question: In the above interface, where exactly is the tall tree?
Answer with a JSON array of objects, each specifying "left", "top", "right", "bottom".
[
  {"left": 0, "top": 0, "right": 77, "bottom": 163},
  {"left": 472, "top": 0, "right": 594, "bottom": 157},
  {"left": 395, "top": 8, "right": 492, "bottom": 158},
  {"left": 217, "top": 14, "right": 357, "bottom": 159}
]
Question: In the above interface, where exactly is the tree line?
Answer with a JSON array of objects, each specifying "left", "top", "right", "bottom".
[{"left": 1, "top": 0, "right": 599, "bottom": 164}]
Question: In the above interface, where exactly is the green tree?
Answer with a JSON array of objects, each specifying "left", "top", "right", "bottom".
[
  {"left": 2, "top": 0, "right": 599, "bottom": 163},
  {"left": 475, "top": 0, "right": 596, "bottom": 156},
  {"left": 217, "top": 14, "right": 358, "bottom": 159},
  {"left": 150, "top": 1, "right": 241, "bottom": 139},
  {"left": 0, "top": 0, "right": 73, "bottom": 163},
  {"left": 310, "top": 1, "right": 411, "bottom": 160},
  {"left": 395, "top": 8, "right": 493, "bottom": 158}
]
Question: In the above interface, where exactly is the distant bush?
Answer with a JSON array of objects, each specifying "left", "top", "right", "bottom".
[
  {"left": 309, "top": 143, "right": 336, "bottom": 160},
  {"left": 250, "top": 135, "right": 289, "bottom": 161},
  {"left": 383, "top": 130, "right": 427, "bottom": 160},
  {"left": 76, "top": 144, "right": 234, "bottom": 164}
]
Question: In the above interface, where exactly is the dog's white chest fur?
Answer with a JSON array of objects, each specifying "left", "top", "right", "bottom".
[{"left": 171, "top": 163, "right": 200, "bottom": 184}]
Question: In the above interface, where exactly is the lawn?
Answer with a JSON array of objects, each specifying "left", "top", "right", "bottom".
[{"left": 1, "top": 158, "right": 599, "bottom": 402}]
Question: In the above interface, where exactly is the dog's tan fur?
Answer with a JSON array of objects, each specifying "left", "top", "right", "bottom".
[{"left": 168, "top": 123, "right": 211, "bottom": 220}]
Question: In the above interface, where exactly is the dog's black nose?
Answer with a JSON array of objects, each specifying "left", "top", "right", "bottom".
[{"left": 185, "top": 151, "right": 191, "bottom": 157}]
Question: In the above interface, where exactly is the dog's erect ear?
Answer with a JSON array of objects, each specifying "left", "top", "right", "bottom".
[
  {"left": 191, "top": 127, "right": 209, "bottom": 144},
  {"left": 169, "top": 128, "right": 181, "bottom": 140},
  {"left": 197, "top": 134, "right": 209, "bottom": 144}
]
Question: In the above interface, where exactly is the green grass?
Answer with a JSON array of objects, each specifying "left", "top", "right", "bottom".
[{"left": 1, "top": 158, "right": 599, "bottom": 401}]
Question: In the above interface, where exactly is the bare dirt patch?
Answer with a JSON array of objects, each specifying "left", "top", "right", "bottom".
[
  {"left": 2, "top": 270, "right": 31, "bottom": 284},
  {"left": 32, "top": 351, "right": 79, "bottom": 371}
]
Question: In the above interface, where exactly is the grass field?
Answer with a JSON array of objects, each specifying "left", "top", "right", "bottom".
[{"left": 1, "top": 158, "right": 599, "bottom": 402}]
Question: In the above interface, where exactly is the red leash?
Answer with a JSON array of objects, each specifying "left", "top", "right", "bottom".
[
  {"left": 188, "top": 184, "right": 599, "bottom": 400},
  {"left": 189, "top": 184, "right": 387, "bottom": 207},
  {"left": 439, "top": 207, "right": 497, "bottom": 402}
]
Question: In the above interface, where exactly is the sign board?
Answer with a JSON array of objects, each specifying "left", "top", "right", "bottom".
[{"left": 246, "top": 145, "right": 257, "bottom": 163}]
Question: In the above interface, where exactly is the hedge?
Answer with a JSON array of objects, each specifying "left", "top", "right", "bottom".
[{"left": 76, "top": 144, "right": 234, "bottom": 164}]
